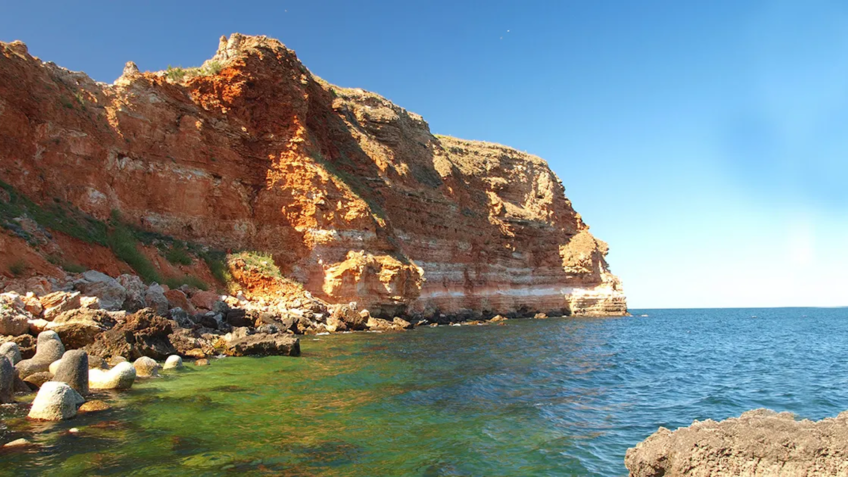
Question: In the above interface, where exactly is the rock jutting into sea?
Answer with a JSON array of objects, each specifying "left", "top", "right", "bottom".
[
  {"left": 0, "top": 33, "right": 626, "bottom": 321},
  {"left": 625, "top": 409, "right": 848, "bottom": 476}
]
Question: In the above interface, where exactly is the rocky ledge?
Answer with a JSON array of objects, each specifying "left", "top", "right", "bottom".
[{"left": 625, "top": 409, "right": 848, "bottom": 476}]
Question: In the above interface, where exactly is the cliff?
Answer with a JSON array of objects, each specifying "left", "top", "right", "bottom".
[{"left": 0, "top": 34, "right": 626, "bottom": 318}]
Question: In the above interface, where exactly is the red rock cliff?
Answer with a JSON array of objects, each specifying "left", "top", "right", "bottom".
[{"left": 0, "top": 34, "right": 626, "bottom": 317}]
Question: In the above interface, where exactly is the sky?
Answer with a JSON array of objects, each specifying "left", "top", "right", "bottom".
[{"left": 2, "top": 1, "right": 847, "bottom": 308}]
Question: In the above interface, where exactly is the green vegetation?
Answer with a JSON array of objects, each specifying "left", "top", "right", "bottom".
[
  {"left": 165, "top": 61, "right": 224, "bottom": 82},
  {"left": 107, "top": 220, "right": 161, "bottom": 284},
  {"left": 45, "top": 255, "right": 86, "bottom": 274},
  {"left": 8, "top": 260, "right": 27, "bottom": 277},
  {"left": 165, "top": 274, "right": 209, "bottom": 291},
  {"left": 229, "top": 251, "right": 283, "bottom": 279},
  {"left": 200, "top": 250, "right": 231, "bottom": 285},
  {"left": 165, "top": 242, "right": 192, "bottom": 266}
]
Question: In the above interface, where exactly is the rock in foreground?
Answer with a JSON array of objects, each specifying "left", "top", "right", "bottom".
[{"left": 625, "top": 409, "right": 848, "bottom": 476}]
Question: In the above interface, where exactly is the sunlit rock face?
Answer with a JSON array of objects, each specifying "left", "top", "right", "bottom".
[{"left": 0, "top": 34, "right": 626, "bottom": 317}]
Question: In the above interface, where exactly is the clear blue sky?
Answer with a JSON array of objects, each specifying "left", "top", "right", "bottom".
[{"left": 3, "top": 1, "right": 847, "bottom": 308}]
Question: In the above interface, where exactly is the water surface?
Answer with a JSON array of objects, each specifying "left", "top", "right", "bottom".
[{"left": 2, "top": 308, "right": 847, "bottom": 476}]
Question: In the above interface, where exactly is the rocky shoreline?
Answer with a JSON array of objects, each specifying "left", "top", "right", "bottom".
[
  {"left": 625, "top": 409, "right": 848, "bottom": 476},
  {"left": 0, "top": 266, "right": 555, "bottom": 439}
]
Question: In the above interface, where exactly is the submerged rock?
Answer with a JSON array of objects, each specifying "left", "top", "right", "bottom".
[
  {"left": 625, "top": 409, "right": 848, "bottom": 476},
  {"left": 28, "top": 381, "right": 79, "bottom": 421},
  {"left": 78, "top": 399, "right": 110, "bottom": 413},
  {"left": 89, "top": 361, "right": 136, "bottom": 390}
]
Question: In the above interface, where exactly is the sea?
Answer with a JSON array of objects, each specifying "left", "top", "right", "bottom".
[{"left": 2, "top": 307, "right": 847, "bottom": 476}]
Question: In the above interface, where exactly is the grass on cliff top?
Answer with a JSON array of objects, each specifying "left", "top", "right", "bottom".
[{"left": 165, "top": 61, "right": 223, "bottom": 82}]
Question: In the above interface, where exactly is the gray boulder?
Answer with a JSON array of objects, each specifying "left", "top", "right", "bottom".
[
  {"left": 15, "top": 331, "right": 65, "bottom": 379},
  {"left": 144, "top": 284, "right": 170, "bottom": 316},
  {"left": 0, "top": 356, "right": 15, "bottom": 403},
  {"left": 74, "top": 271, "right": 127, "bottom": 311},
  {"left": 27, "top": 382, "right": 78, "bottom": 421},
  {"left": 52, "top": 350, "right": 89, "bottom": 395},
  {"left": 117, "top": 274, "right": 147, "bottom": 312},
  {"left": 0, "top": 341, "right": 21, "bottom": 364}
]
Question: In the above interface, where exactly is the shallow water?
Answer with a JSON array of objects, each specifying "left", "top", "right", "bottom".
[{"left": 2, "top": 308, "right": 848, "bottom": 476}]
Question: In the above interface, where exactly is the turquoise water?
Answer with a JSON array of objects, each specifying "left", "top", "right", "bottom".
[{"left": 2, "top": 308, "right": 848, "bottom": 476}]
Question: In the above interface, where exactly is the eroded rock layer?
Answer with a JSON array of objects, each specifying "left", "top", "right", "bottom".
[{"left": 0, "top": 34, "right": 626, "bottom": 317}]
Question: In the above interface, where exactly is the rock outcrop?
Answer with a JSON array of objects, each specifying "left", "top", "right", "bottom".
[
  {"left": 84, "top": 308, "right": 176, "bottom": 360},
  {"left": 0, "top": 34, "right": 625, "bottom": 317},
  {"left": 625, "top": 409, "right": 848, "bottom": 476}
]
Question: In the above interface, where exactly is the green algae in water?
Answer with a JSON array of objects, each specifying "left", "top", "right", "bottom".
[{"left": 5, "top": 309, "right": 848, "bottom": 476}]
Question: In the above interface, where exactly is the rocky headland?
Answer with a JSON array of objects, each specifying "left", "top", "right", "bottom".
[
  {"left": 0, "top": 33, "right": 626, "bottom": 323},
  {"left": 626, "top": 409, "right": 848, "bottom": 476}
]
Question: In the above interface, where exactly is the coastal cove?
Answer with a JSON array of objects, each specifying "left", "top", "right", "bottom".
[{"left": 2, "top": 308, "right": 847, "bottom": 476}]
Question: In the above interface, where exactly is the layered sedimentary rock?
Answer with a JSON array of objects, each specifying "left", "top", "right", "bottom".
[
  {"left": 0, "top": 34, "right": 626, "bottom": 317},
  {"left": 626, "top": 409, "right": 848, "bottom": 476}
]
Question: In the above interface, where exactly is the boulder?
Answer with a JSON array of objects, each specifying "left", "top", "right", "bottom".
[
  {"left": 393, "top": 317, "right": 413, "bottom": 330},
  {"left": 168, "top": 327, "right": 216, "bottom": 358},
  {"left": 22, "top": 292, "right": 43, "bottom": 317},
  {"left": 23, "top": 371, "right": 53, "bottom": 390},
  {"left": 52, "top": 350, "right": 89, "bottom": 395},
  {"left": 78, "top": 400, "right": 110, "bottom": 413},
  {"left": 533, "top": 313, "right": 548, "bottom": 319},
  {"left": 332, "top": 304, "right": 367, "bottom": 330},
  {"left": 27, "top": 382, "right": 78, "bottom": 421},
  {"left": 2, "top": 334, "right": 35, "bottom": 359},
  {"left": 0, "top": 341, "right": 21, "bottom": 364},
  {"left": 163, "top": 355, "right": 183, "bottom": 370},
  {"left": 0, "top": 355, "right": 14, "bottom": 403},
  {"left": 225, "top": 308, "right": 252, "bottom": 328},
  {"left": 144, "top": 284, "right": 170, "bottom": 316},
  {"left": 133, "top": 356, "right": 159, "bottom": 377},
  {"left": 84, "top": 308, "right": 176, "bottom": 360},
  {"left": 0, "top": 296, "right": 30, "bottom": 336},
  {"left": 73, "top": 271, "right": 127, "bottom": 311},
  {"left": 108, "top": 356, "right": 127, "bottom": 366},
  {"left": 89, "top": 361, "right": 136, "bottom": 390},
  {"left": 190, "top": 290, "right": 219, "bottom": 312},
  {"left": 52, "top": 308, "right": 117, "bottom": 328},
  {"left": 196, "top": 313, "right": 220, "bottom": 330},
  {"left": 223, "top": 333, "right": 300, "bottom": 357},
  {"left": 40, "top": 291, "right": 81, "bottom": 321},
  {"left": 28, "top": 318, "right": 49, "bottom": 334},
  {"left": 325, "top": 314, "right": 347, "bottom": 333},
  {"left": 489, "top": 315, "right": 507, "bottom": 322},
  {"left": 46, "top": 321, "right": 103, "bottom": 349},
  {"left": 366, "top": 317, "right": 394, "bottom": 331},
  {"left": 164, "top": 289, "right": 195, "bottom": 315},
  {"left": 169, "top": 307, "right": 195, "bottom": 328},
  {"left": 117, "top": 274, "right": 147, "bottom": 312},
  {"left": 15, "top": 331, "right": 65, "bottom": 379}
]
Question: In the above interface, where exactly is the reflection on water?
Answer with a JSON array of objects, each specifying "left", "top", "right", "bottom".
[{"left": 2, "top": 308, "right": 848, "bottom": 476}]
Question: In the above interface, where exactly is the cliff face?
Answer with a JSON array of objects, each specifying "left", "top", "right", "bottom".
[{"left": 0, "top": 34, "right": 626, "bottom": 317}]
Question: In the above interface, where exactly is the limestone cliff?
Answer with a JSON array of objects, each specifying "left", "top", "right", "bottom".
[{"left": 0, "top": 34, "right": 626, "bottom": 317}]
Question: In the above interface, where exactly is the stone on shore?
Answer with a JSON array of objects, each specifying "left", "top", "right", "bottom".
[
  {"left": 625, "top": 409, "right": 848, "bottom": 477},
  {"left": 393, "top": 317, "right": 413, "bottom": 329},
  {"left": 89, "top": 361, "right": 136, "bottom": 390},
  {"left": 28, "top": 382, "right": 78, "bottom": 421},
  {"left": 133, "top": 356, "right": 159, "bottom": 377},
  {"left": 144, "top": 284, "right": 170, "bottom": 316},
  {"left": 195, "top": 358, "right": 209, "bottom": 366},
  {"left": 0, "top": 341, "right": 22, "bottom": 364},
  {"left": 117, "top": 274, "right": 147, "bottom": 312},
  {"left": 15, "top": 331, "right": 65, "bottom": 379},
  {"left": 52, "top": 350, "right": 89, "bottom": 395},
  {"left": 40, "top": 291, "right": 81, "bottom": 321},
  {"left": 0, "top": 355, "right": 15, "bottom": 403},
  {"left": 366, "top": 316, "right": 394, "bottom": 331},
  {"left": 0, "top": 293, "right": 30, "bottom": 336},
  {"left": 74, "top": 270, "right": 127, "bottom": 311},
  {"left": 84, "top": 308, "right": 176, "bottom": 360},
  {"left": 223, "top": 333, "right": 300, "bottom": 357},
  {"left": 163, "top": 355, "right": 183, "bottom": 370}
]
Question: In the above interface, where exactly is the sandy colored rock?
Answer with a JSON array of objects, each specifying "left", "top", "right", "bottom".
[
  {"left": 625, "top": 409, "right": 848, "bottom": 476},
  {"left": 133, "top": 356, "right": 159, "bottom": 377},
  {"left": 392, "top": 317, "right": 413, "bottom": 329},
  {"left": 78, "top": 399, "right": 110, "bottom": 413},
  {"left": 223, "top": 333, "right": 300, "bottom": 357},
  {"left": 195, "top": 358, "right": 209, "bottom": 366},
  {"left": 40, "top": 291, "right": 81, "bottom": 321},
  {"left": 366, "top": 317, "right": 394, "bottom": 331},
  {"left": 89, "top": 361, "right": 136, "bottom": 390}
]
